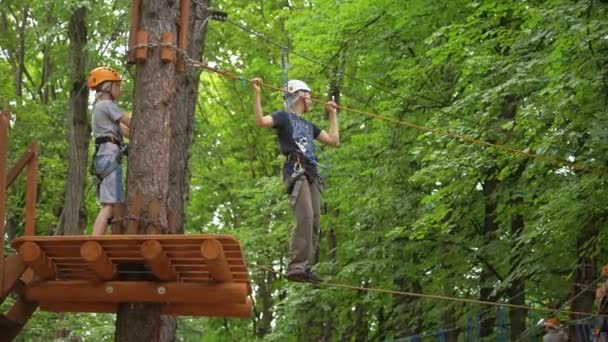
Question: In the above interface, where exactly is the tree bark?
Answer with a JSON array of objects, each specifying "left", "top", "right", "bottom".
[
  {"left": 116, "top": 1, "right": 209, "bottom": 340},
  {"left": 57, "top": 6, "right": 89, "bottom": 236},
  {"left": 169, "top": 0, "right": 210, "bottom": 231}
]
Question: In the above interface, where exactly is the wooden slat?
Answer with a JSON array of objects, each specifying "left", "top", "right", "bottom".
[
  {"left": 2, "top": 297, "right": 39, "bottom": 341},
  {"left": 1, "top": 254, "right": 26, "bottom": 301},
  {"left": 146, "top": 198, "right": 160, "bottom": 234},
  {"left": 127, "top": 197, "right": 142, "bottom": 234},
  {"left": 112, "top": 203, "right": 126, "bottom": 234},
  {"left": 177, "top": 0, "right": 190, "bottom": 72},
  {"left": 141, "top": 240, "right": 177, "bottom": 281},
  {"left": 134, "top": 31, "right": 149, "bottom": 63},
  {"left": 24, "top": 143, "right": 38, "bottom": 236},
  {"left": 26, "top": 281, "right": 248, "bottom": 304},
  {"left": 41, "top": 300, "right": 252, "bottom": 318},
  {"left": 80, "top": 241, "right": 116, "bottom": 281},
  {"left": 201, "top": 239, "right": 232, "bottom": 282},
  {"left": 11, "top": 235, "right": 251, "bottom": 288},
  {"left": 19, "top": 242, "right": 55, "bottom": 279}
]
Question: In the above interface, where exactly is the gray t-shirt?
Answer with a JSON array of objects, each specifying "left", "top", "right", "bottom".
[{"left": 92, "top": 100, "right": 124, "bottom": 155}]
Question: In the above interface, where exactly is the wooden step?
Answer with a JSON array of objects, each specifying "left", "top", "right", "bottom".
[
  {"left": 10, "top": 234, "right": 252, "bottom": 318},
  {"left": 0, "top": 313, "right": 19, "bottom": 329}
]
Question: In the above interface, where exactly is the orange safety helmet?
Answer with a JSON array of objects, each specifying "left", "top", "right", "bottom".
[
  {"left": 545, "top": 318, "right": 560, "bottom": 328},
  {"left": 87, "top": 67, "right": 121, "bottom": 90}
]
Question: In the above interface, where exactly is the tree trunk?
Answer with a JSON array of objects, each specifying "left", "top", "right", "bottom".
[
  {"left": 569, "top": 221, "right": 598, "bottom": 341},
  {"left": 116, "top": 0, "right": 209, "bottom": 340},
  {"left": 168, "top": 0, "right": 210, "bottom": 231},
  {"left": 57, "top": 6, "right": 89, "bottom": 236},
  {"left": 508, "top": 199, "right": 526, "bottom": 341}
]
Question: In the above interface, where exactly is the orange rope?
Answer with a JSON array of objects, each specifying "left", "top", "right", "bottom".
[
  {"left": 248, "top": 262, "right": 602, "bottom": 318},
  {"left": 193, "top": 60, "right": 607, "bottom": 176}
]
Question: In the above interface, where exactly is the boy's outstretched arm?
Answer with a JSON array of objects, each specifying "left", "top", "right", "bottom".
[{"left": 252, "top": 78, "right": 274, "bottom": 128}]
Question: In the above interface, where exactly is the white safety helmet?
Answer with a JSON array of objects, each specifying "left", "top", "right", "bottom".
[{"left": 285, "top": 79, "right": 311, "bottom": 94}]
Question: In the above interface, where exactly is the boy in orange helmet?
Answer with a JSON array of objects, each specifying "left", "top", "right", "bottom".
[{"left": 87, "top": 67, "right": 131, "bottom": 235}]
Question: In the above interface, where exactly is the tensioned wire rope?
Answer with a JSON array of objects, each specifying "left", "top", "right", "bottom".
[{"left": 248, "top": 262, "right": 607, "bottom": 321}]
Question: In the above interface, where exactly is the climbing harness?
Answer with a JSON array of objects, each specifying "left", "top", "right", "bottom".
[{"left": 90, "top": 135, "right": 127, "bottom": 193}]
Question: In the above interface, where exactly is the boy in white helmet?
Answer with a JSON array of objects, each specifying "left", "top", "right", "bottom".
[
  {"left": 88, "top": 67, "right": 131, "bottom": 236},
  {"left": 252, "top": 77, "right": 339, "bottom": 283}
]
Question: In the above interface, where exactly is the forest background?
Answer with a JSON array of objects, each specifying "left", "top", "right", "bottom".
[{"left": 1, "top": 0, "right": 608, "bottom": 341}]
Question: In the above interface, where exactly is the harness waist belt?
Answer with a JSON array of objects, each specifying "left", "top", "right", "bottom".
[{"left": 95, "top": 136, "right": 120, "bottom": 145}]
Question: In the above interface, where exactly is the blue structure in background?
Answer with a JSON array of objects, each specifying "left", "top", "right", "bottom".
[{"left": 393, "top": 306, "right": 599, "bottom": 342}]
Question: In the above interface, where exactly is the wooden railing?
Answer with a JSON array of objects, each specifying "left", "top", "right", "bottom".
[{"left": 0, "top": 110, "right": 39, "bottom": 288}]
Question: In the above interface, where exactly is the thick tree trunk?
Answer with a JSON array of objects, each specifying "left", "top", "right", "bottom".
[
  {"left": 169, "top": 0, "right": 210, "bottom": 231},
  {"left": 116, "top": 1, "right": 209, "bottom": 340},
  {"left": 116, "top": 0, "right": 178, "bottom": 339},
  {"left": 57, "top": 6, "right": 89, "bottom": 236}
]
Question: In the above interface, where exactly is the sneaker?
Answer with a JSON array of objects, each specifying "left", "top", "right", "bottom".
[
  {"left": 304, "top": 270, "right": 323, "bottom": 284},
  {"left": 286, "top": 269, "right": 323, "bottom": 284},
  {"left": 286, "top": 270, "right": 308, "bottom": 283}
]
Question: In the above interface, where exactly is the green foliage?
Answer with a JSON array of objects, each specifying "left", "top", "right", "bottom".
[{"left": 4, "top": 0, "right": 608, "bottom": 340}]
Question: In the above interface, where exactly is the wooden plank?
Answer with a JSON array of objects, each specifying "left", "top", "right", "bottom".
[
  {"left": 201, "top": 239, "right": 232, "bottom": 282},
  {"left": 2, "top": 297, "right": 39, "bottom": 341},
  {"left": 24, "top": 143, "right": 38, "bottom": 236},
  {"left": 112, "top": 203, "right": 126, "bottom": 234},
  {"left": 80, "top": 241, "right": 116, "bottom": 281},
  {"left": 19, "top": 242, "right": 55, "bottom": 279},
  {"left": 26, "top": 281, "right": 248, "bottom": 304},
  {"left": 127, "top": 197, "right": 142, "bottom": 234},
  {"left": 141, "top": 240, "right": 177, "bottom": 281},
  {"left": 146, "top": 198, "right": 160, "bottom": 234},
  {"left": 167, "top": 209, "right": 177, "bottom": 233},
  {"left": 177, "top": 0, "right": 190, "bottom": 72},
  {"left": 135, "top": 31, "right": 149, "bottom": 63},
  {"left": 41, "top": 301, "right": 253, "bottom": 318},
  {"left": 12, "top": 234, "right": 243, "bottom": 245},
  {"left": 127, "top": 0, "right": 142, "bottom": 63},
  {"left": 6, "top": 145, "right": 33, "bottom": 189},
  {"left": 1, "top": 254, "right": 26, "bottom": 301},
  {"left": 160, "top": 32, "right": 176, "bottom": 64}
]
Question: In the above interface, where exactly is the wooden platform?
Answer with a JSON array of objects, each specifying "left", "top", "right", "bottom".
[{"left": 10, "top": 235, "right": 252, "bottom": 317}]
